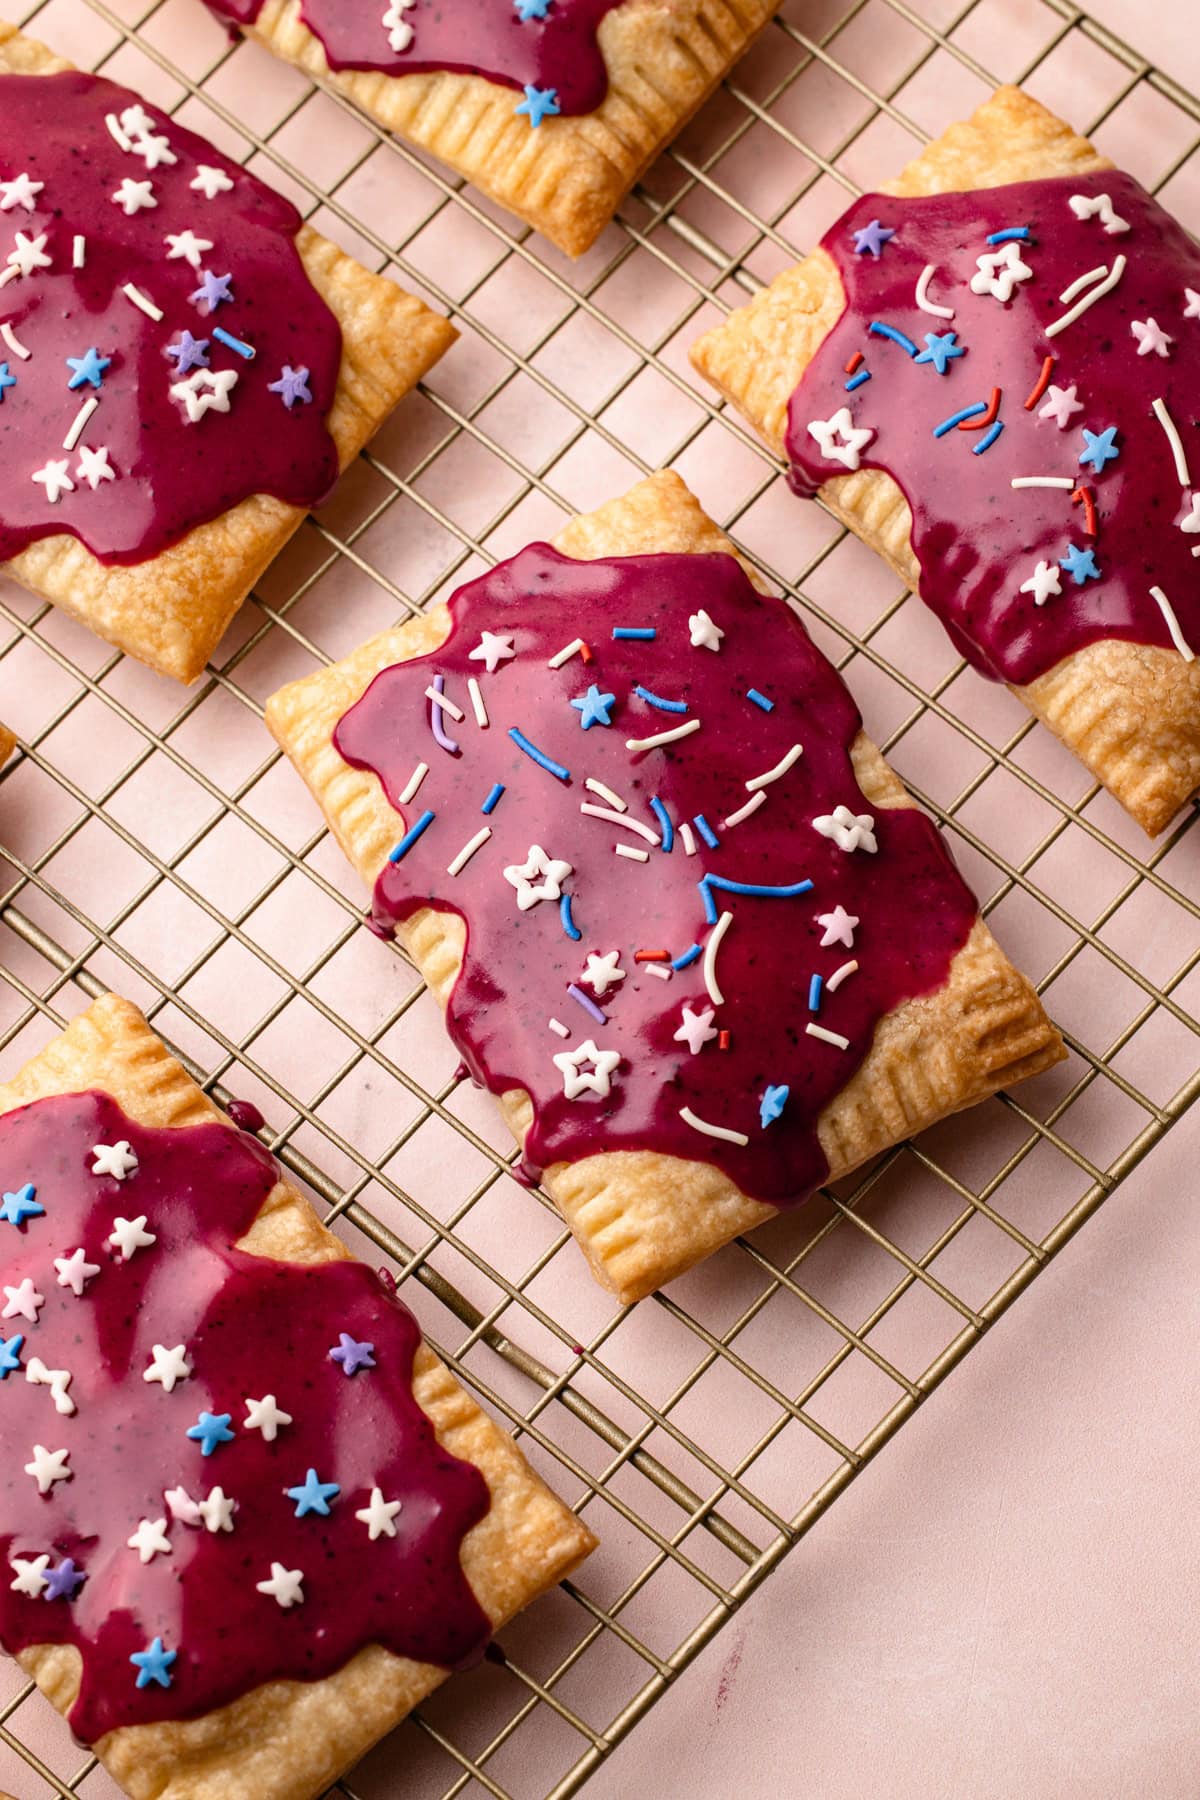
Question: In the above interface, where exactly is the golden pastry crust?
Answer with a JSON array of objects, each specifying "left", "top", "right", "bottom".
[
  {"left": 0, "top": 994, "right": 596, "bottom": 1800},
  {"left": 0, "top": 24, "right": 457, "bottom": 686},
  {"left": 265, "top": 469, "right": 1063, "bottom": 1304},
  {"left": 690, "top": 85, "right": 1200, "bottom": 836},
  {"left": 219, "top": 0, "right": 779, "bottom": 257},
  {"left": 0, "top": 722, "right": 15, "bottom": 765}
]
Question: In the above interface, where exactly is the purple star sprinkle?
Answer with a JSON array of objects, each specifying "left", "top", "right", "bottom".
[
  {"left": 329, "top": 1331, "right": 376, "bottom": 1376},
  {"left": 190, "top": 270, "right": 234, "bottom": 313},
  {"left": 852, "top": 218, "right": 897, "bottom": 258},
  {"left": 268, "top": 365, "right": 313, "bottom": 409},
  {"left": 166, "top": 330, "right": 210, "bottom": 374},
  {"left": 44, "top": 1558, "right": 86, "bottom": 1602}
]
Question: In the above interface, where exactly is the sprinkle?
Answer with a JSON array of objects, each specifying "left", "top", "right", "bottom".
[
  {"left": 972, "top": 420, "right": 1005, "bottom": 455},
  {"left": 1059, "top": 264, "right": 1108, "bottom": 305},
  {"left": 671, "top": 944, "right": 703, "bottom": 971},
  {"left": 329, "top": 1333, "right": 375, "bottom": 1376},
  {"left": 745, "top": 743, "right": 803, "bottom": 790},
  {"left": 398, "top": 762, "right": 428, "bottom": 805},
  {"left": 1045, "top": 254, "right": 1126, "bottom": 337},
  {"left": 635, "top": 949, "right": 670, "bottom": 961},
  {"left": 1072, "top": 484, "right": 1098, "bottom": 537},
  {"left": 559, "top": 893, "right": 581, "bottom": 939},
  {"left": 723, "top": 791, "right": 766, "bottom": 829},
  {"left": 105, "top": 112, "right": 133, "bottom": 152},
  {"left": 845, "top": 369, "right": 872, "bottom": 391},
  {"left": 680, "top": 823, "right": 697, "bottom": 856},
  {"left": 703, "top": 874, "right": 814, "bottom": 903},
  {"left": 1024, "top": 355, "right": 1055, "bottom": 410},
  {"left": 1152, "top": 396, "right": 1191, "bottom": 488},
  {"left": 481, "top": 781, "right": 505, "bottom": 815},
  {"left": 387, "top": 809, "right": 435, "bottom": 863},
  {"left": 679, "top": 1105, "right": 748, "bottom": 1147},
  {"left": 806, "top": 1022, "right": 850, "bottom": 1050},
  {"left": 616, "top": 844, "right": 649, "bottom": 862},
  {"left": 869, "top": 320, "right": 920, "bottom": 356},
  {"left": 212, "top": 326, "right": 255, "bottom": 360},
  {"left": 1149, "top": 585, "right": 1195, "bottom": 661},
  {"left": 567, "top": 983, "right": 607, "bottom": 1024},
  {"left": 649, "top": 795, "right": 674, "bottom": 850},
  {"left": 718, "top": 1030, "right": 731, "bottom": 1051},
  {"left": 446, "top": 827, "right": 491, "bottom": 876},
  {"left": 844, "top": 351, "right": 864, "bottom": 375},
  {"left": 959, "top": 386, "right": 1001, "bottom": 431},
  {"left": 580, "top": 802, "right": 659, "bottom": 844},
  {"left": 508, "top": 726, "right": 570, "bottom": 781},
  {"left": 626, "top": 718, "right": 701, "bottom": 753},
  {"left": 425, "top": 683, "right": 464, "bottom": 722},
  {"left": 915, "top": 330, "right": 966, "bottom": 375},
  {"left": 644, "top": 963, "right": 672, "bottom": 980},
  {"left": 633, "top": 685, "right": 688, "bottom": 713},
  {"left": 1078, "top": 426, "right": 1120, "bottom": 474},
  {"left": 914, "top": 263, "right": 955, "bottom": 320},
  {"left": 548, "top": 637, "right": 584, "bottom": 668},
  {"left": 987, "top": 226, "right": 1032, "bottom": 244},
  {"left": 808, "top": 974, "right": 823, "bottom": 1012},
  {"left": 427, "top": 678, "right": 459, "bottom": 754},
  {"left": 613, "top": 627, "right": 656, "bottom": 640},
  {"left": 72, "top": 236, "right": 86, "bottom": 269},
  {"left": 186, "top": 1411, "right": 235, "bottom": 1456},
  {"left": 585, "top": 776, "right": 626, "bottom": 811},
  {"left": 1011, "top": 475, "right": 1074, "bottom": 489},
  {"left": 121, "top": 282, "right": 163, "bottom": 321},
  {"left": 516, "top": 84, "right": 560, "bottom": 127},
  {"left": 62, "top": 398, "right": 97, "bottom": 453},
  {"left": 580, "top": 642, "right": 594, "bottom": 663},
  {"left": 746, "top": 688, "right": 774, "bottom": 712},
  {"left": 759, "top": 1084, "right": 789, "bottom": 1128},
  {"left": 692, "top": 813, "right": 720, "bottom": 849},
  {"left": 0, "top": 322, "right": 29, "bottom": 360},
  {"left": 853, "top": 220, "right": 896, "bottom": 258},
  {"left": 549, "top": 1018, "right": 569, "bottom": 1038},
  {"left": 1060, "top": 543, "right": 1101, "bottom": 585},
  {"left": 934, "top": 402, "right": 987, "bottom": 437},
  {"left": 467, "top": 677, "right": 488, "bottom": 728},
  {"left": 703, "top": 910, "right": 733, "bottom": 1006}
]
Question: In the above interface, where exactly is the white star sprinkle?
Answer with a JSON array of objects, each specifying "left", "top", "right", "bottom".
[
  {"left": 24, "top": 1444, "right": 71, "bottom": 1494},
  {"left": 164, "top": 1485, "right": 203, "bottom": 1526},
  {"left": 1131, "top": 317, "right": 1172, "bottom": 359},
  {"left": 143, "top": 1343, "right": 192, "bottom": 1394},
  {"left": 164, "top": 229, "right": 214, "bottom": 270},
  {"left": 815, "top": 905, "right": 859, "bottom": 949},
  {"left": 243, "top": 1393, "right": 293, "bottom": 1441},
  {"left": 0, "top": 173, "right": 44, "bottom": 213},
  {"left": 76, "top": 445, "right": 116, "bottom": 491},
  {"left": 467, "top": 630, "right": 516, "bottom": 673},
  {"left": 1179, "top": 493, "right": 1200, "bottom": 535},
  {"left": 806, "top": 406, "right": 875, "bottom": 472},
  {"left": 6, "top": 231, "right": 51, "bottom": 277},
  {"left": 552, "top": 1038, "right": 620, "bottom": 1101},
  {"left": 54, "top": 1247, "right": 100, "bottom": 1297},
  {"left": 813, "top": 804, "right": 877, "bottom": 854},
  {"left": 111, "top": 176, "right": 157, "bottom": 216},
  {"left": 503, "top": 844, "right": 573, "bottom": 911},
  {"left": 969, "top": 240, "right": 1033, "bottom": 302},
  {"left": 170, "top": 367, "right": 238, "bottom": 423},
  {"left": 382, "top": 0, "right": 417, "bottom": 51},
  {"left": 3, "top": 1279, "right": 44, "bottom": 1323},
  {"left": 190, "top": 164, "right": 234, "bottom": 200},
  {"left": 1020, "top": 559, "right": 1063, "bottom": 607},
  {"left": 1185, "top": 289, "right": 1200, "bottom": 321},
  {"left": 1067, "top": 192, "right": 1130, "bottom": 235},
  {"left": 583, "top": 950, "right": 626, "bottom": 997},
  {"left": 355, "top": 1485, "right": 403, "bottom": 1540},
  {"left": 91, "top": 1139, "right": 139, "bottom": 1180},
  {"left": 32, "top": 460, "right": 74, "bottom": 504},
  {"left": 1038, "top": 383, "right": 1084, "bottom": 430},
  {"left": 127, "top": 1517, "right": 172, "bottom": 1564},
  {"left": 257, "top": 1562, "right": 305, "bottom": 1608},
  {"left": 197, "top": 1486, "right": 237, "bottom": 1533},
  {"left": 130, "top": 132, "right": 177, "bottom": 171},
  {"left": 119, "top": 104, "right": 158, "bottom": 140},
  {"left": 107, "top": 1215, "right": 156, "bottom": 1261},
  {"left": 673, "top": 1004, "right": 718, "bottom": 1056},
  {"left": 688, "top": 608, "right": 724, "bottom": 652},
  {"left": 9, "top": 1554, "right": 50, "bottom": 1598},
  {"left": 25, "top": 1358, "right": 76, "bottom": 1417}
]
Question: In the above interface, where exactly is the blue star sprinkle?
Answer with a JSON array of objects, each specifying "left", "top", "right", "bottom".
[
  {"left": 166, "top": 331, "right": 210, "bottom": 374},
  {"left": 268, "top": 365, "right": 313, "bottom": 410},
  {"left": 186, "top": 1410, "right": 235, "bottom": 1456},
  {"left": 190, "top": 270, "right": 234, "bottom": 313},
  {"left": 44, "top": 1558, "right": 86, "bottom": 1602},
  {"left": 515, "top": 0, "right": 552, "bottom": 15},
  {"left": 913, "top": 330, "right": 965, "bottom": 375},
  {"left": 131, "top": 1636, "right": 177, "bottom": 1690},
  {"left": 329, "top": 1332, "right": 376, "bottom": 1376},
  {"left": 0, "top": 1183, "right": 43, "bottom": 1227},
  {"left": 516, "top": 84, "right": 561, "bottom": 127},
  {"left": 286, "top": 1467, "right": 342, "bottom": 1518},
  {"left": 65, "top": 347, "right": 111, "bottom": 391},
  {"left": 0, "top": 1334, "right": 24, "bottom": 1378},
  {"left": 759, "top": 1084, "right": 789, "bottom": 1129},
  {"left": 570, "top": 684, "right": 616, "bottom": 730},
  {"left": 1078, "top": 426, "right": 1120, "bottom": 474},
  {"left": 0, "top": 362, "right": 16, "bottom": 400},
  {"left": 852, "top": 218, "right": 896, "bottom": 258},
  {"left": 1060, "top": 543, "right": 1101, "bottom": 585}
]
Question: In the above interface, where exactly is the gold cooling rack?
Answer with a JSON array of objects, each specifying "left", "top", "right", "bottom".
[{"left": 1, "top": 1, "right": 1199, "bottom": 1795}]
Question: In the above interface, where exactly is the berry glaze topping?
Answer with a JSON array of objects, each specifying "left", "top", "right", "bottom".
[
  {"left": 333, "top": 545, "right": 979, "bottom": 1205},
  {"left": 0, "top": 1092, "right": 490, "bottom": 1740},
  {"left": 0, "top": 71, "right": 342, "bottom": 567},
  {"left": 786, "top": 172, "right": 1200, "bottom": 686}
]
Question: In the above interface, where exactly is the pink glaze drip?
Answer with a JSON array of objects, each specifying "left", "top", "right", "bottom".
[
  {"left": 0, "top": 72, "right": 343, "bottom": 567},
  {"left": 785, "top": 172, "right": 1200, "bottom": 686},
  {"left": 0, "top": 1092, "right": 490, "bottom": 1741},
  {"left": 333, "top": 545, "right": 979, "bottom": 1205},
  {"left": 204, "top": 0, "right": 622, "bottom": 115}
]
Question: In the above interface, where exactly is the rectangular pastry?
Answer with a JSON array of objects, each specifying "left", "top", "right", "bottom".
[
  {"left": 691, "top": 85, "right": 1200, "bottom": 837},
  {"left": 0, "top": 23, "right": 456, "bottom": 684},
  {"left": 265, "top": 469, "right": 1064, "bottom": 1304},
  {"left": 199, "top": 0, "right": 780, "bottom": 257},
  {"left": 0, "top": 993, "right": 595, "bottom": 1800}
]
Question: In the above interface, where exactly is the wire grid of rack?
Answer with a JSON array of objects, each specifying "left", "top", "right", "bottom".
[{"left": 0, "top": 0, "right": 1198, "bottom": 1793}]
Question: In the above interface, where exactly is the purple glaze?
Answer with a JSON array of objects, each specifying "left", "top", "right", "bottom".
[
  {"left": 785, "top": 172, "right": 1200, "bottom": 687},
  {"left": 204, "top": 0, "right": 622, "bottom": 115},
  {"left": 0, "top": 1092, "right": 490, "bottom": 1742},
  {"left": 333, "top": 545, "right": 979, "bottom": 1205},
  {"left": 223, "top": 1097, "right": 265, "bottom": 1133},
  {"left": 0, "top": 72, "right": 342, "bottom": 567}
]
